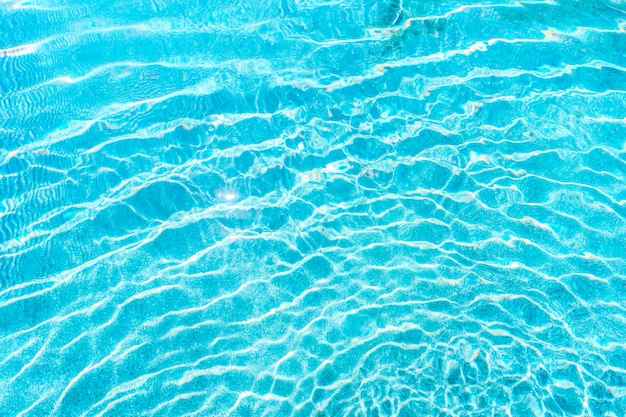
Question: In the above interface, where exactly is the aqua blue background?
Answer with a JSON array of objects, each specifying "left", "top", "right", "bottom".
[{"left": 1, "top": 0, "right": 626, "bottom": 415}]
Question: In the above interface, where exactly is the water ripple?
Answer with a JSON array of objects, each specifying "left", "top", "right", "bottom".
[{"left": 2, "top": 0, "right": 626, "bottom": 416}]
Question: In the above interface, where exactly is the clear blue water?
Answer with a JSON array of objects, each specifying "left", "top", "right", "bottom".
[{"left": 1, "top": 0, "right": 626, "bottom": 415}]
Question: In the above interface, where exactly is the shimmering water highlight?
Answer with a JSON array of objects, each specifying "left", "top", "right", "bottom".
[{"left": 1, "top": 0, "right": 626, "bottom": 416}]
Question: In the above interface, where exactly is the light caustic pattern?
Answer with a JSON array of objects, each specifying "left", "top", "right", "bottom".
[{"left": 1, "top": 0, "right": 626, "bottom": 416}]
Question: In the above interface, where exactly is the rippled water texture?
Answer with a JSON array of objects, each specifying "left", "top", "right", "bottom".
[{"left": 2, "top": 0, "right": 626, "bottom": 415}]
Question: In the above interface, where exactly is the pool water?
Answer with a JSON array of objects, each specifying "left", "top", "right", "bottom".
[{"left": 1, "top": 0, "right": 626, "bottom": 416}]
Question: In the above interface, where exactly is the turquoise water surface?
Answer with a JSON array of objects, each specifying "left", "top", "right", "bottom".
[{"left": 1, "top": 0, "right": 626, "bottom": 416}]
